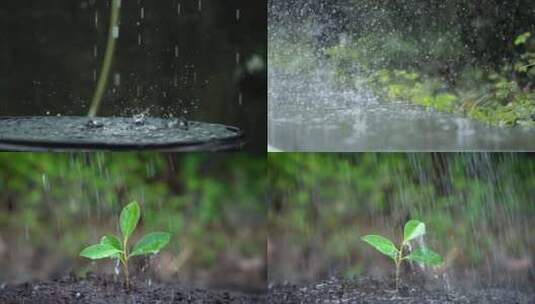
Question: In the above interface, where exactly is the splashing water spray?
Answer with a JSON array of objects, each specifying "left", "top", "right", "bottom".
[{"left": 88, "top": 0, "right": 121, "bottom": 117}]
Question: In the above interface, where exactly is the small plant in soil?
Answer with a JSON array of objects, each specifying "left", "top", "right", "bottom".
[
  {"left": 80, "top": 201, "right": 171, "bottom": 287},
  {"left": 362, "top": 219, "right": 443, "bottom": 291}
]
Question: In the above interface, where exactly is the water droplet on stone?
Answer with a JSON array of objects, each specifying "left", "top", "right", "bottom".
[
  {"left": 133, "top": 113, "right": 146, "bottom": 126},
  {"left": 178, "top": 118, "right": 189, "bottom": 131},
  {"left": 86, "top": 120, "right": 104, "bottom": 128}
]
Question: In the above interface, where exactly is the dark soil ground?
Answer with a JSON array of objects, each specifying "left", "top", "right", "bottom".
[
  {"left": 268, "top": 276, "right": 535, "bottom": 304},
  {"left": 0, "top": 273, "right": 266, "bottom": 304}
]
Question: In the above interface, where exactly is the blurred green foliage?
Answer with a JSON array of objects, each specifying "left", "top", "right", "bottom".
[
  {"left": 0, "top": 153, "right": 265, "bottom": 273},
  {"left": 271, "top": 0, "right": 535, "bottom": 127},
  {"left": 268, "top": 153, "right": 535, "bottom": 279},
  {"left": 330, "top": 1, "right": 535, "bottom": 126}
]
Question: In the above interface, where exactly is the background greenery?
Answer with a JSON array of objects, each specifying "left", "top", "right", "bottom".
[
  {"left": 0, "top": 153, "right": 266, "bottom": 291},
  {"left": 268, "top": 153, "right": 535, "bottom": 286},
  {"left": 270, "top": 0, "right": 535, "bottom": 127}
]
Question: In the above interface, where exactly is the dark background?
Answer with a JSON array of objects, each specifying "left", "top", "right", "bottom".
[{"left": 0, "top": 0, "right": 266, "bottom": 152}]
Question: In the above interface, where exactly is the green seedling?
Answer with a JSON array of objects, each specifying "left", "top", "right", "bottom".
[
  {"left": 362, "top": 220, "right": 443, "bottom": 291},
  {"left": 80, "top": 201, "right": 171, "bottom": 287}
]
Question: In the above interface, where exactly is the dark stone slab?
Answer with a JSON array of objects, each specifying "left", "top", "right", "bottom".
[{"left": 0, "top": 116, "right": 244, "bottom": 151}]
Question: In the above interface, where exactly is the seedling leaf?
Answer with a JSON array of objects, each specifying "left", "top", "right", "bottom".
[
  {"left": 361, "top": 235, "right": 399, "bottom": 260},
  {"left": 130, "top": 232, "right": 171, "bottom": 257},
  {"left": 403, "top": 220, "right": 425, "bottom": 243},
  {"left": 406, "top": 248, "right": 444, "bottom": 266},
  {"left": 80, "top": 244, "right": 122, "bottom": 260},
  {"left": 120, "top": 201, "right": 140, "bottom": 239},
  {"left": 101, "top": 235, "right": 122, "bottom": 251},
  {"left": 80, "top": 200, "right": 171, "bottom": 287}
]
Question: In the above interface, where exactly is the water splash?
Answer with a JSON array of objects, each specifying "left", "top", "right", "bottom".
[
  {"left": 114, "top": 259, "right": 120, "bottom": 276},
  {"left": 133, "top": 113, "right": 146, "bottom": 126}
]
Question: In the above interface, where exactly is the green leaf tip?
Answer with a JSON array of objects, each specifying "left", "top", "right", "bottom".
[
  {"left": 403, "top": 220, "right": 426, "bottom": 244},
  {"left": 101, "top": 235, "right": 122, "bottom": 251},
  {"left": 120, "top": 201, "right": 140, "bottom": 240},
  {"left": 361, "top": 234, "right": 399, "bottom": 260},
  {"left": 407, "top": 248, "right": 444, "bottom": 266},
  {"left": 80, "top": 244, "right": 122, "bottom": 260},
  {"left": 130, "top": 232, "right": 172, "bottom": 257}
]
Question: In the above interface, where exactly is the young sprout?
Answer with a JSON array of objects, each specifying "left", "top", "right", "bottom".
[
  {"left": 362, "top": 219, "right": 443, "bottom": 291},
  {"left": 80, "top": 201, "right": 171, "bottom": 287}
]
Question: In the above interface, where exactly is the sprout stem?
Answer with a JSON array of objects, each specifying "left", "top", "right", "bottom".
[
  {"left": 122, "top": 236, "right": 130, "bottom": 288},
  {"left": 395, "top": 244, "right": 404, "bottom": 291},
  {"left": 123, "top": 258, "right": 130, "bottom": 288},
  {"left": 88, "top": 0, "right": 121, "bottom": 117}
]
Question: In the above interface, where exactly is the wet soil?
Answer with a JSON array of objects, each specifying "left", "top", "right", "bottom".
[
  {"left": 268, "top": 276, "right": 535, "bottom": 304},
  {"left": 0, "top": 273, "right": 266, "bottom": 304}
]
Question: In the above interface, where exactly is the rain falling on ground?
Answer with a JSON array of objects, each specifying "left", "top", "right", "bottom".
[{"left": 268, "top": 153, "right": 535, "bottom": 303}]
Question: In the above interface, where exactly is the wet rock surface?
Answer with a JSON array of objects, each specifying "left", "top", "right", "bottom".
[
  {"left": 268, "top": 67, "right": 535, "bottom": 152},
  {"left": 0, "top": 116, "right": 244, "bottom": 151},
  {"left": 0, "top": 273, "right": 266, "bottom": 304},
  {"left": 267, "top": 276, "right": 535, "bottom": 304}
]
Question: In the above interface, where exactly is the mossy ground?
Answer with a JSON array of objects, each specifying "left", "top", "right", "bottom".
[
  {"left": 270, "top": 27, "right": 535, "bottom": 128},
  {"left": 325, "top": 39, "right": 535, "bottom": 128}
]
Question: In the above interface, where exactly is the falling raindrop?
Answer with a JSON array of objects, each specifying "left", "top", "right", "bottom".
[
  {"left": 236, "top": 51, "right": 241, "bottom": 64},
  {"left": 114, "top": 259, "right": 120, "bottom": 276},
  {"left": 133, "top": 113, "right": 146, "bottom": 125},
  {"left": 24, "top": 225, "right": 30, "bottom": 240},
  {"left": 113, "top": 73, "right": 121, "bottom": 86},
  {"left": 112, "top": 25, "right": 119, "bottom": 39},
  {"left": 140, "top": 7, "right": 145, "bottom": 19},
  {"left": 236, "top": 9, "right": 240, "bottom": 21},
  {"left": 42, "top": 174, "right": 49, "bottom": 191},
  {"left": 198, "top": 0, "right": 202, "bottom": 12}
]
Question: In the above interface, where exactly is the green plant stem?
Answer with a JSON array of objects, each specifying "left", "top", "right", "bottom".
[
  {"left": 88, "top": 0, "right": 121, "bottom": 117},
  {"left": 123, "top": 258, "right": 130, "bottom": 288},
  {"left": 395, "top": 243, "right": 405, "bottom": 291},
  {"left": 122, "top": 237, "right": 130, "bottom": 288}
]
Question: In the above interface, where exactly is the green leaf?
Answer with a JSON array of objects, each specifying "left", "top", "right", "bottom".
[
  {"left": 403, "top": 220, "right": 426, "bottom": 243},
  {"left": 120, "top": 201, "right": 140, "bottom": 240},
  {"left": 361, "top": 235, "right": 399, "bottom": 260},
  {"left": 515, "top": 32, "right": 531, "bottom": 46},
  {"left": 80, "top": 244, "right": 122, "bottom": 260},
  {"left": 406, "top": 248, "right": 444, "bottom": 266},
  {"left": 130, "top": 232, "right": 171, "bottom": 257},
  {"left": 100, "top": 235, "right": 122, "bottom": 251}
]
